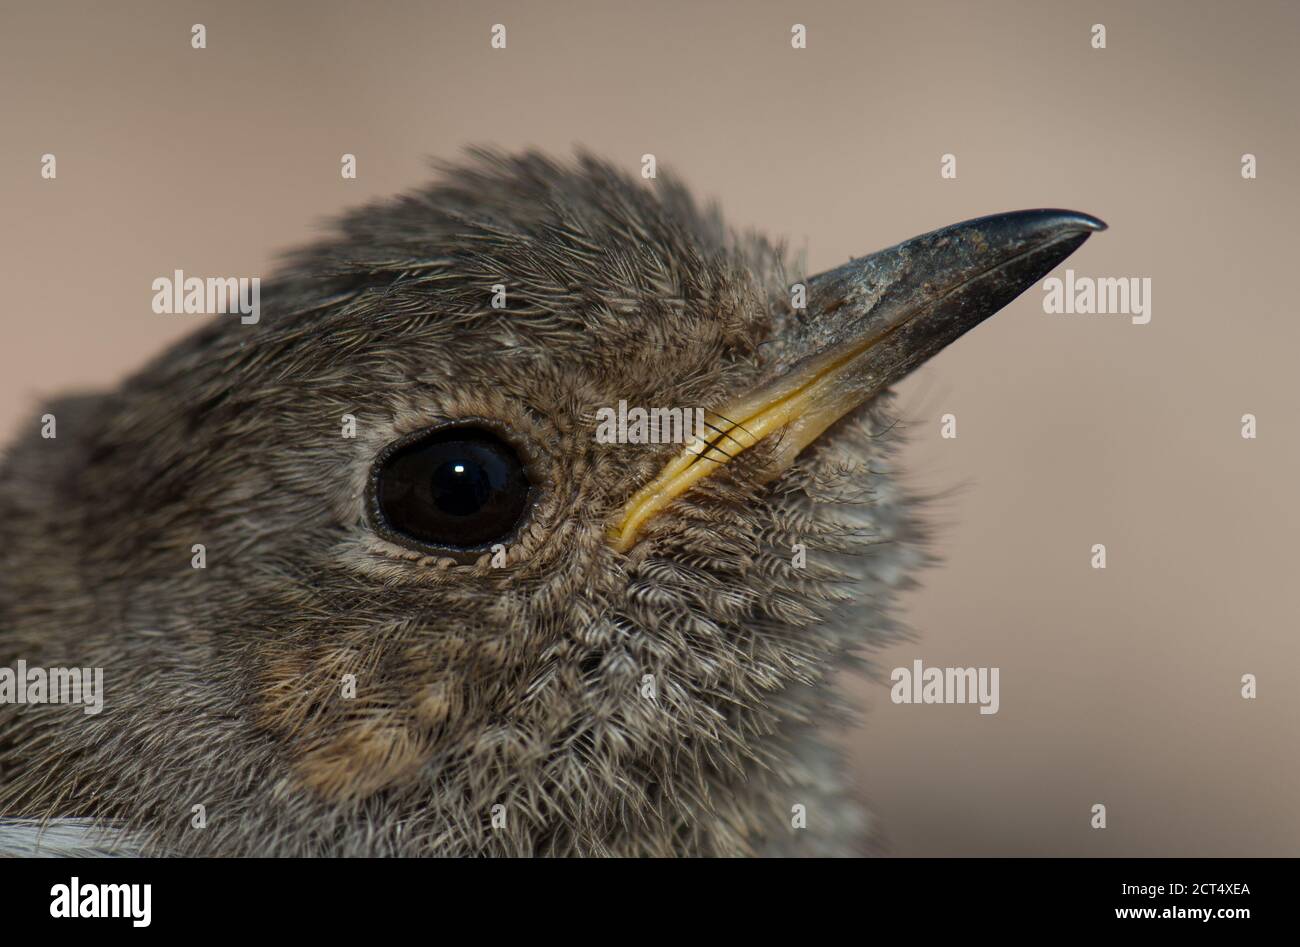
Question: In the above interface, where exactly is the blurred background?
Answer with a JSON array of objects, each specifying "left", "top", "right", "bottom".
[{"left": 1, "top": 0, "right": 1296, "bottom": 855}]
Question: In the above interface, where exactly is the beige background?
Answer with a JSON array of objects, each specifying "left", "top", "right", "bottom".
[{"left": 2, "top": 0, "right": 1296, "bottom": 855}]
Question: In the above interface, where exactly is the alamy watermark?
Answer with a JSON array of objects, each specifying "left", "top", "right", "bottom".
[
  {"left": 594, "top": 400, "right": 707, "bottom": 445},
  {"left": 1042, "top": 269, "right": 1151, "bottom": 325},
  {"left": 151, "top": 269, "right": 260, "bottom": 324},
  {"left": 890, "top": 659, "right": 999, "bottom": 715},
  {"left": 50, "top": 877, "right": 150, "bottom": 927},
  {"left": 0, "top": 660, "right": 104, "bottom": 715}
]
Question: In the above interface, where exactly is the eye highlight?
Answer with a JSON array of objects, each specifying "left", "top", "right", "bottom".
[{"left": 368, "top": 424, "right": 534, "bottom": 556}]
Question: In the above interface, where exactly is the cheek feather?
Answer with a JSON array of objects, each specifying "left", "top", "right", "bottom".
[{"left": 296, "top": 716, "right": 432, "bottom": 803}]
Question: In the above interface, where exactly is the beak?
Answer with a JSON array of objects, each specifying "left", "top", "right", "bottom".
[{"left": 609, "top": 208, "right": 1107, "bottom": 552}]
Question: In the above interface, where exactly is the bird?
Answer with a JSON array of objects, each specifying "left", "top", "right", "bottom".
[{"left": 0, "top": 149, "right": 1103, "bottom": 857}]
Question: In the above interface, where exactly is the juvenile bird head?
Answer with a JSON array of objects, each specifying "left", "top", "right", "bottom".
[{"left": 0, "top": 150, "right": 1102, "bottom": 856}]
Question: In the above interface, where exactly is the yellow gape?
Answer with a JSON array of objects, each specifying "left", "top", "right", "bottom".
[{"left": 609, "top": 323, "right": 901, "bottom": 552}]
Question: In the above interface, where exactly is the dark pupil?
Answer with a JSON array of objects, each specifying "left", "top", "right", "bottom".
[
  {"left": 374, "top": 427, "right": 531, "bottom": 550},
  {"left": 432, "top": 458, "right": 492, "bottom": 516}
]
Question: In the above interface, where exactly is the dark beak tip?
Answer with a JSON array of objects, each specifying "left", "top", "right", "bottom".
[
  {"left": 972, "top": 208, "right": 1106, "bottom": 262},
  {"left": 1033, "top": 208, "right": 1108, "bottom": 234}
]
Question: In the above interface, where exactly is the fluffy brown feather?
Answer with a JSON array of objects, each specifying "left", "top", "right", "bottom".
[{"left": 0, "top": 150, "right": 924, "bottom": 856}]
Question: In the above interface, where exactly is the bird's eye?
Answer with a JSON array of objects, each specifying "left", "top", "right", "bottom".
[{"left": 369, "top": 425, "right": 533, "bottom": 554}]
